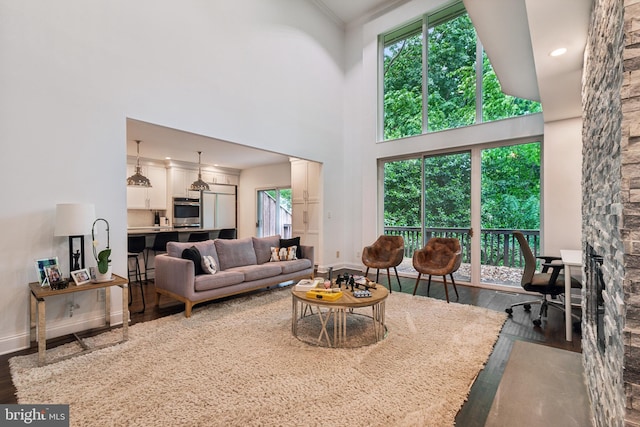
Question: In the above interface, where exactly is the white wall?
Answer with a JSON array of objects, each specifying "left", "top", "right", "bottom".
[
  {"left": 0, "top": 0, "right": 345, "bottom": 354},
  {"left": 238, "top": 162, "right": 292, "bottom": 239},
  {"left": 542, "top": 117, "right": 583, "bottom": 254}
]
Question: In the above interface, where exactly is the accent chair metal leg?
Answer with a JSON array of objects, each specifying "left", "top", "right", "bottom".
[
  {"left": 449, "top": 273, "right": 459, "bottom": 300},
  {"left": 413, "top": 273, "right": 422, "bottom": 295},
  {"left": 393, "top": 266, "right": 402, "bottom": 290},
  {"left": 442, "top": 275, "right": 450, "bottom": 303}
]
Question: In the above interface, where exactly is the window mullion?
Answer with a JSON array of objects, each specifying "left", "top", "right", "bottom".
[
  {"left": 422, "top": 16, "right": 428, "bottom": 134},
  {"left": 475, "top": 37, "right": 483, "bottom": 124}
]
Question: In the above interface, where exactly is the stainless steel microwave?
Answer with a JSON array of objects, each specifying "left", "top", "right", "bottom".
[{"left": 173, "top": 197, "right": 200, "bottom": 228}]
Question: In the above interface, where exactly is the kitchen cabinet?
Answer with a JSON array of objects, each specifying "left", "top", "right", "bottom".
[
  {"left": 126, "top": 164, "right": 167, "bottom": 210},
  {"left": 291, "top": 160, "right": 321, "bottom": 250},
  {"left": 170, "top": 168, "right": 201, "bottom": 199},
  {"left": 170, "top": 167, "right": 239, "bottom": 197}
]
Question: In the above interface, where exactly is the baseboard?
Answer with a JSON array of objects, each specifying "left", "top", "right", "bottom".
[{"left": 0, "top": 310, "right": 126, "bottom": 357}]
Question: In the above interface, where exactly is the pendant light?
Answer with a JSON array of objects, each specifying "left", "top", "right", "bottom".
[
  {"left": 190, "top": 151, "right": 210, "bottom": 191},
  {"left": 126, "top": 140, "right": 152, "bottom": 187}
]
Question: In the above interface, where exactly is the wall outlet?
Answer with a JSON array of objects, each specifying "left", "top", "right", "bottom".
[
  {"left": 97, "top": 289, "right": 105, "bottom": 302},
  {"left": 336, "top": 251, "right": 340, "bottom": 258},
  {"left": 356, "top": 251, "right": 361, "bottom": 258}
]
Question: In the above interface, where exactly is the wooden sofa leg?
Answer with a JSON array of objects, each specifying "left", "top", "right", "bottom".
[{"left": 185, "top": 302, "right": 193, "bottom": 318}]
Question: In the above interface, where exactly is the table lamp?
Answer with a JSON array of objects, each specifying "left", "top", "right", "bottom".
[{"left": 54, "top": 203, "right": 96, "bottom": 277}]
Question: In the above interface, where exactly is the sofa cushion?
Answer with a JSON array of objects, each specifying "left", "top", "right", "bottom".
[
  {"left": 215, "top": 237, "right": 257, "bottom": 270},
  {"left": 194, "top": 271, "right": 245, "bottom": 292},
  {"left": 280, "top": 237, "right": 302, "bottom": 259},
  {"left": 252, "top": 235, "right": 281, "bottom": 264},
  {"left": 181, "top": 246, "right": 205, "bottom": 276},
  {"left": 276, "top": 258, "right": 313, "bottom": 274},
  {"left": 227, "top": 264, "right": 282, "bottom": 282},
  {"left": 168, "top": 240, "right": 218, "bottom": 260}
]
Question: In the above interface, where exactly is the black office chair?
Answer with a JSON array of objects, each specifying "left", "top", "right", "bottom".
[
  {"left": 188, "top": 232, "right": 210, "bottom": 242},
  {"left": 144, "top": 231, "right": 179, "bottom": 281},
  {"left": 506, "top": 231, "right": 581, "bottom": 326},
  {"left": 217, "top": 228, "right": 237, "bottom": 239},
  {"left": 127, "top": 235, "right": 147, "bottom": 313}
]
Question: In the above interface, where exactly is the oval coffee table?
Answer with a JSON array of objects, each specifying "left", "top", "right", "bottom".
[{"left": 291, "top": 284, "right": 389, "bottom": 348}]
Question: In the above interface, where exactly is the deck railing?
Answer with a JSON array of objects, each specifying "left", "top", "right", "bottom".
[{"left": 384, "top": 227, "right": 540, "bottom": 268}]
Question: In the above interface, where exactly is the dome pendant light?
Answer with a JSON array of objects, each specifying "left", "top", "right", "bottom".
[
  {"left": 126, "top": 140, "right": 152, "bottom": 187},
  {"left": 190, "top": 151, "right": 210, "bottom": 191}
]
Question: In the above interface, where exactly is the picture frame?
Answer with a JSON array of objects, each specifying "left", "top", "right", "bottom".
[
  {"left": 34, "top": 257, "right": 59, "bottom": 287},
  {"left": 70, "top": 268, "right": 91, "bottom": 286},
  {"left": 45, "top": 265, "right": 63, "bottom": 284}
]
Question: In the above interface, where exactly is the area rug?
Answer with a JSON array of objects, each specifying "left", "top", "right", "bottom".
[{"left": 10, "top": 288, "right": 506, "bottom": 427}]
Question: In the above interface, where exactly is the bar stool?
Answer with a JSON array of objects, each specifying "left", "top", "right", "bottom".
[
  {"left": 217, "top": 228, "right": 237, "bottom": 239},
  {"left": 188, "top": 232, "right": 210, "bottom": 242},
  {"left": 127, "top": 235, "right": 147, "bottom": 313},
  {"left": 144, "top": 231, "right": 179, "bottom": 280}
]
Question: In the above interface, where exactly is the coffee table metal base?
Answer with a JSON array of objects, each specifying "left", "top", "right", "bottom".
[{"left": 291, "top": 295, "right": 387, "bottom": 348}]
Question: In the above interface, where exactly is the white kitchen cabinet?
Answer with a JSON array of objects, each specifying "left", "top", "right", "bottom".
[
  {"left": 291, "top": 159, "right": 321, "bottom": 251},
  {"left": 126, "top": 164, "right": 167, "bottom": 210},
  {"left": 170, "top": 168, "right": 201, "bottom": 198}
]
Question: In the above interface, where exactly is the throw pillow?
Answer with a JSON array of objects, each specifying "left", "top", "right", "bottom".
[
  {"left": 181, "top": 246, "right": 205, "bottom": 276},
  {"left": 279, "top": 246, "right": 297, "bottom": 261},
  {"left": 279, "top": 237, "right": 302, "bottom": 259},
  {"left": 201, "top": 255, "right": 217, "bottom": 274},
  {"left": 270, "top": 247, "right": 281, "bottom": 262},
  {"left": 269, "top": 246, "right": 298, "bottom": 261}
]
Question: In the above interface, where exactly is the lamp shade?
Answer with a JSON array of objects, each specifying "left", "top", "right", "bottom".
[{"left": 54, "top": 203, "right": 96, "bottom": 236}]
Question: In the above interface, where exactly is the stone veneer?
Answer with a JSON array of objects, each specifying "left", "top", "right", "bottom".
[{"left": 583, "top": 0, "right": 640, "bottom": 425}]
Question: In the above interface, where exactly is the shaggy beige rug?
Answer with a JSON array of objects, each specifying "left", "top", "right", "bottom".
[{"left": 10, "top": 289, "right": 506, "bottom": 427}]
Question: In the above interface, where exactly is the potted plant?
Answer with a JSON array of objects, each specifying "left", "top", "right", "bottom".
[{"left": 92, "top": 218, "right": 112, "bottom": 282}]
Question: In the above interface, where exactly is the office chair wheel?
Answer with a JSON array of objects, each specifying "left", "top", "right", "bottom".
[
  {"left": 505, "top": 308, "right": 513, "bottom": 316},
  {"left": 523, "top": 304, "right": 531, "bottom": 311},
  {"left": 532, "top": 318, "right": 542, "bottom": 327}
]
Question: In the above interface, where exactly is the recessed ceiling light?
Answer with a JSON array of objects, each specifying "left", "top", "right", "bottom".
[
  {"left": 165, "top": 156, "right": 171, "bottom": 160},
  {"left": 550, "top": 47, "right": 567, "bottom": 57}
]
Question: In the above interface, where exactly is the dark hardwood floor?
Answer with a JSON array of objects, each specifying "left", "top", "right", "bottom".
[{"left": 0, "top": 269, "right": 581, "bottom": 426}]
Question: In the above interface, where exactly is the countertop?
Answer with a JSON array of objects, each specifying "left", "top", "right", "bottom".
[{"left": 127, "top": 227, "right": 219, "bottom": 235}]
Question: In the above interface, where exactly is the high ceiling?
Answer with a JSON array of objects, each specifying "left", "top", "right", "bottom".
[{"left": 128, "top": 0, "right": 592, "bottom": 168}]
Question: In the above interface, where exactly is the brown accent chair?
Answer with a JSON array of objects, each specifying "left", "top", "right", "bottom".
[
  {"left": 412, "top": 237, "right": 462, "bottom": 303},
  {"left": 362, "top": 235, "right": 404, "bottom": 293}
]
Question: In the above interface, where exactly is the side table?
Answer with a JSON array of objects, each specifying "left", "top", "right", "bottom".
[{"left": 29, "top": 274, "right": 129, "bottom": 366}]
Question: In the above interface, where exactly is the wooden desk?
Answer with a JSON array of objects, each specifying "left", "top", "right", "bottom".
[
  {"left": 29, "top": 274, "right": 129, "bottom": 366},
  {"left": 560, "top": 250, "right": 582, "bottom": 342}
]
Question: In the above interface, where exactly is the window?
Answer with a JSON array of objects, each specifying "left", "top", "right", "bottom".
[
  {"left": 381, "top": 2, "right": 541, "bottom": 141},
  {"left": 256, "top": 188, "right": 292, "bottom": 238}
]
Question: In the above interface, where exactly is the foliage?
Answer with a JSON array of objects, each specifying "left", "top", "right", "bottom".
[
  {"left": 97, "top": 249, "right": 112, "bottom": 274},
  {"left": 382, "top": 11, "right": 542, "bottom": 140},
  {"left": 383, "top": 143, "right": 540, "bottom": 231},
  {"left": 381, "top": 8, "right": 543, "bottom": 234}
]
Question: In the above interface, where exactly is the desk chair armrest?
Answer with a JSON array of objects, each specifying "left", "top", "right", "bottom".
[
  {"left": 541, "top": 262, "right": 564, "bottom": 284},
  {"left": 536, "top": 255, "right": 561, "bottom": 263}
]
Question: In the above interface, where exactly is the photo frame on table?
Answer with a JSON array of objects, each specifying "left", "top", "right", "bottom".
[
  {"left": 71, "top": 268, "right": 91, "bottom": 286},
  {"left": 34, "top": 257, "right": 59, "bottom": 287}
]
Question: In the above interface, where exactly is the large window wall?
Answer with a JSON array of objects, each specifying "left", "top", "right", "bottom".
[
  {"left": 383, "top": 140, "right": 541, "bottom": 288},
  {"left": 381, "top": 2, "right": 542, "bottom": 141}
]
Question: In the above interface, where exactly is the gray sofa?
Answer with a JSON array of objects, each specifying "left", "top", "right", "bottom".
[{"left": 154, "top": 235, "right": 314, "bottom": 317}]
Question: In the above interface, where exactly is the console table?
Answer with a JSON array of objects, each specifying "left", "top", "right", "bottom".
[{"left": 29, "top": 274, "right": 129, "bottom": 366}]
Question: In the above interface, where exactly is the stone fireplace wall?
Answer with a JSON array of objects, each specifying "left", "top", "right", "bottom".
[{"left": 583, "top": 1, "right": 640, "bottom": 425}]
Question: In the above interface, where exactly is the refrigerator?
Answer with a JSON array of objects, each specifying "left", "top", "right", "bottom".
[{"left": 200, "top": 185, "right": 237, "bottom": 230}]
